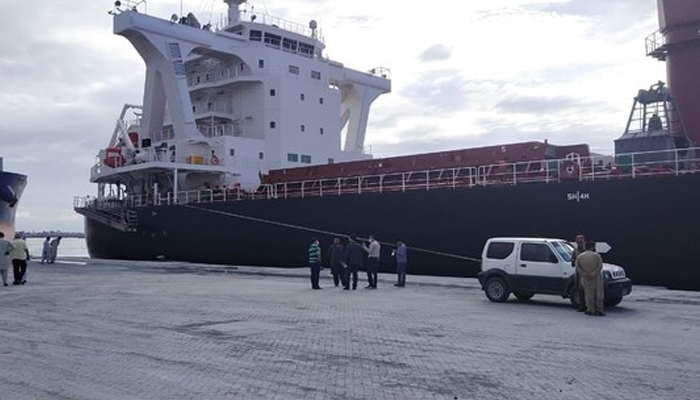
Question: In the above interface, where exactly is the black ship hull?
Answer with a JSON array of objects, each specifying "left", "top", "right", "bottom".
[
  {"left": 0, "top": 171, "right": 27, "bottom": 238},
  {"left": 85, "top": 173, "right": 700, "bottom": 290}
]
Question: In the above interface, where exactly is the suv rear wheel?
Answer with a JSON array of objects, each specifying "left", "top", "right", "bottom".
[{"left": 485, "top": 277, "right": 510, "bottom": 302}]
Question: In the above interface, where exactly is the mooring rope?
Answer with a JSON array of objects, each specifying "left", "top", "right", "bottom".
[{"left": 180, "top": 204, "right": 482, "bottom": 263}]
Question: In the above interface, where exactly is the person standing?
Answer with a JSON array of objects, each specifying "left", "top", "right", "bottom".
[
  {"left": 364, "top": 234, "right": 381, "bottom": 289},
  {"left": 308, "top": 238, "right": 322, "bottom": 290},
  {"left": 49, "top": 236, "right": 62, "bottom": 264},
  {"left": 575, "top": 241, "right": 605, "bottom": 316},
  {"left": 343, "top": 235, "right": 365, "bottom": 290},
  {"left": 42, "top": 237, "right": 51, "bottom": 264},
  {"left": 10, "top": 233, "right": 30, "bottom": 285},
  {"left": 327, "top": 237, "right": 345, "bottom": 287},
  {"left": 571, "top": 234, "right": 586, "bottom": 312},
  {"left": 393, "top": 240, "right": 408, "bottom": 287},
  {"left": 0, "top": 232, "right": 15, "bottom": 287}
]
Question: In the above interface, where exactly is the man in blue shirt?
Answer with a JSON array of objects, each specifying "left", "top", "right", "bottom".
[{"left": 393, "top": 241, "right": 408, "bottom": 287}]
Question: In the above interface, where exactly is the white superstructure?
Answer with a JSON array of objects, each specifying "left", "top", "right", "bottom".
[{"left": 91, "top": 0, "right": 390, "bottom": 201}]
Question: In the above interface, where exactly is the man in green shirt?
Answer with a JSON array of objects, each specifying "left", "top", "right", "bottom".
[{"left": 308, "top": 238, "right": 322, "bottom": 290}]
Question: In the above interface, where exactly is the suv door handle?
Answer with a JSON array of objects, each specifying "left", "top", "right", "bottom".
[{"left": 520, "top": 264, "right": 527, "bottom": 267}]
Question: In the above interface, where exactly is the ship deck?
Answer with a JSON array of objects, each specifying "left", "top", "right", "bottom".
[{"left": 2, "top": 258, "right": 699, "bottom": 399}]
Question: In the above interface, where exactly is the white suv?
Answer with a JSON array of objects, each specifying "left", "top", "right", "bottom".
[{"left": 477, "top": 237, "right": 632, "bottom": 307}]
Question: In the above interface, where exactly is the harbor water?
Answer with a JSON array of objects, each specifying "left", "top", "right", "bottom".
[{"left": 25, "top": 237, "right": 88, "bottom": 258}]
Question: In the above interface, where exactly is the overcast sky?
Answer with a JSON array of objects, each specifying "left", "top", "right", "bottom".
[{"left": 0, "top": 0, "right": 664, "bottom": 232}]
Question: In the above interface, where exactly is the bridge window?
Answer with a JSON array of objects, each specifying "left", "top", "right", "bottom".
[
  {"left": 299, "top": 42, "right": 314, "bottom": 57},
  {"left": 264, "top": 33, "right": 281, "bottom": 48},
  {"left": 283, "top": 38, "right": 298, "bottom": 52},
  {"left": 250, "top": 30, "right": 262, "bottom": 41}
]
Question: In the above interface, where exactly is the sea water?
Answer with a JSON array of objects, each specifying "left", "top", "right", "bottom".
[{"left": 25, "top": 237, "right": 89, "bottom": 258}]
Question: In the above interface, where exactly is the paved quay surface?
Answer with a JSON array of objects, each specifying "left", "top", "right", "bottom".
[{"left": 1, "top": 258, "right": 699, "bottom": 400}]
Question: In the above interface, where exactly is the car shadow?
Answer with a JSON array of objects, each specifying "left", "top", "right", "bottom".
[{"left": 504, "top": 297, "right": 639, "bottom": 315}]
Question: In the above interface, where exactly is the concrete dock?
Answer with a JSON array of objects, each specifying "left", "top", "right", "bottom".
[{"left": 1, "top": 258, "right": 699, "bottom": 399}]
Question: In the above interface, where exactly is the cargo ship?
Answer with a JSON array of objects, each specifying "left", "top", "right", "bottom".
[
  {"left": 0, "top": 157, "right": 28, "bottom": 239},
  {"left": 76, "top": 0, "right": 700, "bottom": 290}
]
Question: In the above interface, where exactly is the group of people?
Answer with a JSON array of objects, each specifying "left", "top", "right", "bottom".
[
  {"left": 0, "top": 234, "right": 62, "bottom": 287},
  {"left": 308, "top": 235, "right": 407, "bottom": 291},
  {"left": 42, "top": 236, "right": 62, "bottom": 265},
  {"left": 572, "top": 234, "right": 606, "bottom": 316}
]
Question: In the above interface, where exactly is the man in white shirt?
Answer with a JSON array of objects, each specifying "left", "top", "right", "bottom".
[{"left": 364, "top": 235, "right": 381, "bottom": 289}]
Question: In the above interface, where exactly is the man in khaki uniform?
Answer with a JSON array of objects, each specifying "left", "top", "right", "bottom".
[{"left": 575, "top": 241, "right": 605, "bottom": 316}]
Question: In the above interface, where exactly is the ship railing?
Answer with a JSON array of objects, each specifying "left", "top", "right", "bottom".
[
  {"left": 79, "top": 147, "right": 700, "bottom": 209},
  {"left": 265, "top": 167, "right": 479, "bottom": 199},
  {"left": 237, "top": 13, "right": 324, "bottom": 43},
  {"left": 197, "top": 123, "right": 243, "bottom": 138},
  {"left": 476, "top": 147, "right": 700, "bottom": 186},
  {"left": 646, "top": 29, "right": 667, "bottom": 59},
  {"left": 599, "top": 148, "right": 700, "bottom": 180}
]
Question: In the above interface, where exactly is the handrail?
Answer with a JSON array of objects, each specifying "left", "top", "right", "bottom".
[{"left": 75, "top": 147, "right": 700, "bottom": 210}]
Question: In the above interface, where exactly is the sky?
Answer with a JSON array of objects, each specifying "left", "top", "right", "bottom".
[{"left": 0, "top": 0, "right": 665, "bottom": 232}]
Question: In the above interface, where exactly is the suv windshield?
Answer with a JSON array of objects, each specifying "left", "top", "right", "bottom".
[{"left": 552, "top": 241, "right": 575, "bottom": 262}]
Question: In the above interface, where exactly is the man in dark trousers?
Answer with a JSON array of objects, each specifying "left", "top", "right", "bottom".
[
  {"left": 327, "top": 237, "right": 345, "bottom": 287},
  {"left": 571, "top": 234, "right": 586, "bottom": 311},
  {"left": 363, "top": 234, "right": 380, "bottom": 289},
  {"left": 308, "top": 238, "right": 322, "bottom": 290},
  {"left": 393, "top": 240, "right": 408, "bottom": 287},
  {"left": 343, "top": 235, "right": 365, "bottom": 290}
]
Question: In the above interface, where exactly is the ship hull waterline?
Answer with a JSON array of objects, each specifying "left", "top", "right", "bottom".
[{"left": 84, "top": 173, "right": 700, "bottom": 290}]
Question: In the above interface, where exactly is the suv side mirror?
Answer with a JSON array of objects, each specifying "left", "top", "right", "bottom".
[{"left": 548, "top": 254, "right": 558, "bottom": 263}]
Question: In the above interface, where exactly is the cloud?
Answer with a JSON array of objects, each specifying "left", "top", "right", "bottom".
[
  {"left": 495, "top": 95, "right": 590, "bottom": 115},
  {"left": 399, "top": 71, "right": 475, "bottom": 113},
  {"left": 420, "top": 45, "right": 452, "bottom": 62}
]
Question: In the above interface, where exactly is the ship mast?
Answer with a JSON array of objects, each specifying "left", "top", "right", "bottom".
[{"left": 224, "top": 0, "right": 247, "bottom": 26}]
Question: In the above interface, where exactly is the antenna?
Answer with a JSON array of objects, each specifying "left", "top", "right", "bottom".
[{"left": 309, "top": 20, "right": 317, "bottom": 38}]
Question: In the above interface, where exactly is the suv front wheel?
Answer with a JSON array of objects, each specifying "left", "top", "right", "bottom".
[{"left": 485, "top": 277, "right": 510, "bottom": 302}]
